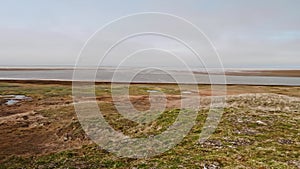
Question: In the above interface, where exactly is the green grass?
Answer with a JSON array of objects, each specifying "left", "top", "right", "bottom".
[
  {"left": 0, "top": 82, "right": 299, "bottom": 168},
  {"left": 2, "top": 105, "right": 299, "bottom": 168}
]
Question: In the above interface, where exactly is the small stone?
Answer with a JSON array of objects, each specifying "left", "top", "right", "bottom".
[
  {"left": 237, "top": 119, "right": 243, "bottom": 123},
  {"left": 256, "top": 120, "right": 267, "bottom": 125},
  {"left": 200, "top": 139, "right": 223, "bottom": 148},
  {"left": 203, "top": 161, "right": 221, "bottom": 169},
  {"left": 22, "top": 116, "right": 29, "bottom": 120},
  {"left": 278, "top": 139, "right": 293, "bottom": 144}
]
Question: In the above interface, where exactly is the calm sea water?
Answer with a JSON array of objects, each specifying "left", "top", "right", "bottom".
[{"left": 0, "top": 69, "right": 299, "bottom": 86}]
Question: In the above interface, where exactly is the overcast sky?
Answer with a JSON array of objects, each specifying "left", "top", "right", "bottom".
[{"left": 0, "top": 0, "right": 299, "bottom": 68}]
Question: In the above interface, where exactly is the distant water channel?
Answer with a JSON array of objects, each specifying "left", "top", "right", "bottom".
[{"left": 0, "top": 69, "right": 299, "bottom": 86}]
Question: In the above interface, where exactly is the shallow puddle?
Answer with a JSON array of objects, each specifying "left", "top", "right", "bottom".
[
  {"left": 147, "top": 90, "right": 159, "bottom": 93},
  {"left": 6, "top": 100, "right": 19, "bottom": 105},
  {"left": 0, "top": 95, "right": 32, "bottom": 105}
]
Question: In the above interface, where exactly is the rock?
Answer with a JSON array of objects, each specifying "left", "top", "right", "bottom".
[
  {"left": 278, "top": 139, "right": 293, "bottom": 145},
  {"left": 237, "top": 118, "right": 243, "bottom": 123},
  {"left": 63, "top": 136, "right": 68, "bottom": 141},
  {"left": 203, "top": 161, "right": 221, "bottom": 169},
  {"left": 234, "top": 128, "right": 258, "bottom": 135},
  {"left": 22, "top": 116, "right": 29, "bottom": 120},
  {"left": 200, "top": 139, "right": 223, "bottom": 149},
  {"left": 226, "top": 138, "right": 253, "bottom": 147},
  {"left": 256, "top": 120, "right": 267, "bottom": 125}
]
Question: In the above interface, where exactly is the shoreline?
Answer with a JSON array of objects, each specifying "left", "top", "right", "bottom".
[
  {"left": 0, "top": 79, "right": 299, "bottom": 87},
  {"left": 0, "top": 68, "right": 299, "bottom": 77},
  {"left": 223, "top": 69, "right": 300, "bottom": 77}
]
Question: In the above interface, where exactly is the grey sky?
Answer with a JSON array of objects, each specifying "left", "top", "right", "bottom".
[{"left": 0, "top": 0, "right": 299, "bottom": 68}]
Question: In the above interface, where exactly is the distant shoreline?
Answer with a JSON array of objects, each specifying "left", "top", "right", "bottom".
[
  {"left": 0, "top": 68, "right": 299, "bottom": 77},
  {"left": 0, "top": 79, "right": 299, "bottom": 87},
  {"left": 222, "top": 70, "right": 300, "bottom": 78}
]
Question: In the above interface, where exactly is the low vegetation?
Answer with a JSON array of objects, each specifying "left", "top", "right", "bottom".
[{"left": 0, "top": 82, "right": 299, "bottom": 168}]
